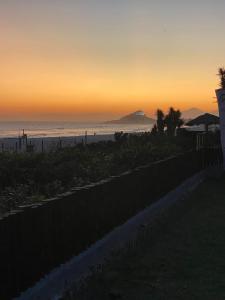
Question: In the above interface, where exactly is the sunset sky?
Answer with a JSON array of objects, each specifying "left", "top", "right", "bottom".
[{"left": 1, "top": 0, "right": 225, "bottom": 121}]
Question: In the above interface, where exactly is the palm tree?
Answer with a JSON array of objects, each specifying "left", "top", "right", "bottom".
[
  {"left": 156, "top": 109, "right": 165, "bottom": 135},
  {"left": 165, "top": 107, "right": 183, "bottom": 136},
  {"left": 218, "top": 67, "right": 225, "bottom": 89},
  {"left": 151, "top": 124, "right": 158, "bottom": 136}
]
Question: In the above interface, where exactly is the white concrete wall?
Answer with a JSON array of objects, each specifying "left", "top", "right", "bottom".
[{"left": 216, "top": 88, "right": 225, "bottom": 168}]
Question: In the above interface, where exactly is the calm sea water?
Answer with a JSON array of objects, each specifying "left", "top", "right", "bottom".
[{"left": 0, "top": 122, "right": 153, "bottom": 138}]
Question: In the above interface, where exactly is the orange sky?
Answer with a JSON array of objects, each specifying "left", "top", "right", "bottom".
[{"left": 0, "top": 1, "right": 224, "bottom": 121}]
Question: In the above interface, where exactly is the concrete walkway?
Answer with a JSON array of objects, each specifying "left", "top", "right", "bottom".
[{"left": 65, "top": 176, "right": 225, "bottom": 300}]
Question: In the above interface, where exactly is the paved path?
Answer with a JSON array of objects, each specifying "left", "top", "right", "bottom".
[{"left": 65, "top": 176, "right": 225, "bottom": 300}]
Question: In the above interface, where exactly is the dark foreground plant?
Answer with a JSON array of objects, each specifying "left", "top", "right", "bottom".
[
  {"left": 0, "top": 134, "right": 194, "bottom": 214},
  {"left": 218, "top": 67, "right": 225, "bottom": 89}
]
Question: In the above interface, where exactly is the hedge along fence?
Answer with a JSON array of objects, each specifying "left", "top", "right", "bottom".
[{"left": 0, "top": 149, "right": 222, "bottom": 299}]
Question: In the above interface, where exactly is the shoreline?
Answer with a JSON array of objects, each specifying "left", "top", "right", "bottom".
[{"left": 0, "top": 134, "right": 116, "bottom": 152}]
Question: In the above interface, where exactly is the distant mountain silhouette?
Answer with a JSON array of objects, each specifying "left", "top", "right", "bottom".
[
  {"left": 211, "top": 109, "right": 219, "bottom": 116},
  {"left": 181, "top": 108, "right": 204, "bottom": 120},
  {"left": 105, "top": 111, "right": 155, "bottom": 124}
]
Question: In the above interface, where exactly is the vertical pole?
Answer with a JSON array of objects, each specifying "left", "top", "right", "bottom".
[
  {"left": 25, "top": 135, "right": 28, "bottom": 150},
  {"left": 19, "top": 137, "right": 21, "bottom": 151},
  {"left": 85, "top": 131, "right": 87, "bottom": 145}
]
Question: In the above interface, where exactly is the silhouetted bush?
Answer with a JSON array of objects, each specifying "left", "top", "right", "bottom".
[{"left": 0, "top": 134, "right": 195, "bottom": 214}]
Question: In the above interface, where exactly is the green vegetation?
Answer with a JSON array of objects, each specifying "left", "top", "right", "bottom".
[
  {"left": 152, "top": 107, "right": 184, "bottom": 136},
  {"left": 156, "top": 109, "right": 165, "bottom": 135},
  {"left": 65, "top": 177, "right": 225, "bottom": 300},
  {"left": 0, "top": 133, "right": 193, "bottom": 214}
]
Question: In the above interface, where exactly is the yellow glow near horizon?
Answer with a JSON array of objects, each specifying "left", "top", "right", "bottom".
[{"left": 0, "top": 1, "right": 223, "bottom": 120}]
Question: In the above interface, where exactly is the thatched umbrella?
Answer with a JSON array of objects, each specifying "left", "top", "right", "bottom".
[{"left": 186, "top": 113, "right": 219, "bottom": 132}]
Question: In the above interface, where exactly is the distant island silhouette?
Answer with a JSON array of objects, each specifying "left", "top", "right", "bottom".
[
  {"left": 105, "top": 110, "right": 155, "bottom": 124},
  {"left": 181, "top": 108, "right": 204, "bottom": 120}
]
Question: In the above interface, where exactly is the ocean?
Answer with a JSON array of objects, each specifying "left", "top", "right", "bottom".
[{"left": 0, "top": 122, "right": 153, "bottom": 138}]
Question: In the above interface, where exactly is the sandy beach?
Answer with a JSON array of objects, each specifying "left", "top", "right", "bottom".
[{"left": 0, "top": 134, "right": 115, "bottom": 153}]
